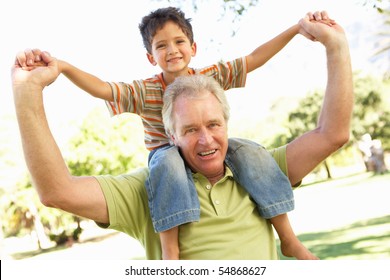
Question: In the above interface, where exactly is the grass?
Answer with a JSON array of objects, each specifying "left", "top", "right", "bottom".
[
  {"left": 278, "top": 214, "right": 390, "bottom": 260},
  {"left": 277, "top": 172, "right": 390, "bottom": 260}
]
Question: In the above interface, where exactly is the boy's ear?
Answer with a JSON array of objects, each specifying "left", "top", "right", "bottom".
[
  {"left": 191, "top": 42, "right": 197, "bottom": 57},
  {"left": 146, "top": 53, "right": 157, "bottom": 66}
]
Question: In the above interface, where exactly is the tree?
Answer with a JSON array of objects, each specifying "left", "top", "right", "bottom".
[
  {"left": 154, "top": 0, "right": 259, "bottom": 35},
  {"left": 66, "top": 108, "right": 148, "bottom": 176},
  {"left": 270, "top": 72, "right": 390, "bottom": 180},
  {"left": 282, "top": 91, "right": 333, "bottom": 179},
  {"left": 2, "top": 108, "right": 149, "bottom": 248},
  {"left": 55, "top": 108, "right": 148, "bottom": 243},
  {"left": 352, "top": 73, "right": 390, "bottom": 149},
  {"left": 360, "top": 0, "right": 390, "bottom": 77}
]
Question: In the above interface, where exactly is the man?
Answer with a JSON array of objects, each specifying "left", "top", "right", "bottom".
[{"left": 12, "top": 12, "right": 352, "bottom": 259}]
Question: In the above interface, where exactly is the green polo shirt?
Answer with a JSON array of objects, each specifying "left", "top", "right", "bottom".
[{"left": 96, "top": 145, "right": 288, "bottom": 259}]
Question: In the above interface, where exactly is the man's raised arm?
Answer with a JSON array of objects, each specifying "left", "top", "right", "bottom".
[
  {"left": 12, "top": 50, "right": 109, "bottom": 223},
  {"left": 286, "top": 12, "right": 354, "bottom": 185}
]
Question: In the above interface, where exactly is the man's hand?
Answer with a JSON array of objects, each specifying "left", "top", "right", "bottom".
[
  {"left": 299, "top": 11, "right": 347, "bottom": 48},
  {"left": 12, "top": 49, "right": 59, "bottom": 92}
]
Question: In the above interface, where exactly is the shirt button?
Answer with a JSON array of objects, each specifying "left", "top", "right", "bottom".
[
  {"left": 215, "top": 200, "right": 220, "bottom": 205},
  {"left": 206, "top": 185, "right": 211, "bottom": 190}
]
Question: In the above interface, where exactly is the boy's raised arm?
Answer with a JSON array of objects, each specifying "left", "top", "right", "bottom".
[
  {"left": 59, "top": 60, "right": 114, "bottom": 101},
  {"left": 245, "top": 23, "right": 300, "bottom": 73}
]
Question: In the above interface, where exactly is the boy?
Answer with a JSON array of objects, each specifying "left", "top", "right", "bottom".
[{"left": 48, "top": 7, "right": 319, "bottom": 259}]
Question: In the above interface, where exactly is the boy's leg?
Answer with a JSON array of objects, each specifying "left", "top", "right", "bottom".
[
  {"left": 225, "top": 138, "right": 317, "bottom": 260},
  {"left": 271, "top": 214, "right": 319, "bottom": 260},
  {"left": 160, "top": 227, "right": 180, "bottom": 260},
  {"left": 146, "top": 145, "right": 200, "bottom": 259},
  {"left": 225, "top": 138, "right": 294, "bottom": 218}
]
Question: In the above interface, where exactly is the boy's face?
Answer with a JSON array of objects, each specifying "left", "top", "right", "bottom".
[{"left": 147, "top": 21, "right": 197, "bottom": 80}]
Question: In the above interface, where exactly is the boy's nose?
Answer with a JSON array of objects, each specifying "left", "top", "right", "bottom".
[{"left": 167, "top": 44, "right": 178, "bottom": 55}]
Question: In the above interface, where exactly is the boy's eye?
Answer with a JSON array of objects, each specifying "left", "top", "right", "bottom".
[{"left": 156, "top": 44, "right": 166, "bottom": 49}]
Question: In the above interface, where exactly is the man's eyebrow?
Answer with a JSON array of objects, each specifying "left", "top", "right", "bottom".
[
  {"left": 207, "top": 118, "right": 223, "bottom": 124},
  {"left": 181, "top": 123, "right": 196, "bottom": 130}
]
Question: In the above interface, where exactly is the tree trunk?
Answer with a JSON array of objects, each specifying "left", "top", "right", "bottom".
[
  {"left": 28, "top": 201, "right": 52, "bottom": 250},
  {"left": 324, "top": 160, "right": 332, "bottom": 179}
]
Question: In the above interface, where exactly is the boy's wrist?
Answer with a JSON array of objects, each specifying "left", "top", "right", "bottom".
[
  {"left": 57, "top": 59, "right": 66, "bottom": 73},
  {"left": 290, "top": 23, "right": 300, "bottom": 35}
]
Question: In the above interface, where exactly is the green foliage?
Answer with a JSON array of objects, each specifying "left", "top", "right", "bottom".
[
  {"left": 2, "top": 107, "right": 148, "bottom": 243},
  {"left": 0, "top": 175, "right": 84, "bottom": 245},
  {"left": 360, "top": 0, "right": 390, "bottom": 13},
  {"left": 266, "top": 72, "right": 390, "bottom": 180},
  {"left": 66, "top": 108, "right": 148, "bottom": 176},
  {"left": 155, "top": 0, "right": 259, "bottom": 35},
  {"left": 352, "top": 73, "right": 390, "bottom": 149},
  {"left": 270, "top": 72, "right": 390, "bottom": 150},
  {"left": 286, "top": 91, "right": 322, "bottom": 143}
]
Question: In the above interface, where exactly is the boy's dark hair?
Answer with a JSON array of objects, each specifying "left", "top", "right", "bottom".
[{"left": 139, "top": 7, "right": 194, "bottom": 54}]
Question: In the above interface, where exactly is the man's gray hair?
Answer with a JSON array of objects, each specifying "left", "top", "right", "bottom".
[{"left": 162, "top": 75, "right": 230, "bottom": 139}]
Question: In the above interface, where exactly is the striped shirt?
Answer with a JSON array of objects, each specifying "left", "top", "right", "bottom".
[{"left": 105, "top": 57, "right": 248, "bottom": 150}]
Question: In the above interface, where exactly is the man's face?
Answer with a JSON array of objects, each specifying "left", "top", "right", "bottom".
[{"left": 171, "top": 90, "right": 228, "bottom": 184}]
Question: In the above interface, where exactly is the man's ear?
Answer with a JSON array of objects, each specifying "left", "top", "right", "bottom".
[
  {"left": 146, "top": 53, "right": 157, "bottom": 66},
  {"left": 170, "top": 134, "right": 177, "bottom": 145}
]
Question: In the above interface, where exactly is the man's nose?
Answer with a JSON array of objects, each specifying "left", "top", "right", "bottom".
[{"left": 198, "top": 128, "right": 213, "bottom": 145}]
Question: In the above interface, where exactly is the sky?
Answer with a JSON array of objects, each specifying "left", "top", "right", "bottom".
[
  {"left": 0, "top": 0, "right": 388, "bottom": 187},
  {"left": 1, "top": 0, "right": 385, "bottom": 117}
]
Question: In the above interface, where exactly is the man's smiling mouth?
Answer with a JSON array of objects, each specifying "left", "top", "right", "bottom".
[{"left": 198, "top": 150, "right": 216, "bottom": 156}]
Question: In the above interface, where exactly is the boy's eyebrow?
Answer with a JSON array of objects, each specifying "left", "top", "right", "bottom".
[{"left": 153, "top": 35, "right": 188, "bottom": 45}]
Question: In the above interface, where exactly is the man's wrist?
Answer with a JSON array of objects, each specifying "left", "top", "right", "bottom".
[{"left": 13, "top": 83, "right": 44, "bottom": 106}]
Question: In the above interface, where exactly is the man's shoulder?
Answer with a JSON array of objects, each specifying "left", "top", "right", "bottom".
[
  {"left": 118, "top": 167, "right": 150, "bottom": 184},
  {"left": 95, "top": 167, "right": 149, "bottom": 191},
  {"left": 268, "top": 145, "right": 287, "bottom": 175}
]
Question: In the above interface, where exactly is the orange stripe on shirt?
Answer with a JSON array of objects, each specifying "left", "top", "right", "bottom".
[
  {"left": 129, "top": 83, "right": 137, "bottom": 114},
  {"left": 109, "top": 102, "right": 118, "bottom": 115},
  {"left": 114, "top": 83, "right": 122, "bottom": 114},
  {"left": 145, "top": 130, "right": 167, "bottom": 138},
  {"left": 143, "top": 116, "right": 162, "bottom": 122},
  {"left": 145, "top": 100, "right": 163, "bottom": 105},
  {"left": 226, "top": 61, "right": 233, "bottom": 87}
]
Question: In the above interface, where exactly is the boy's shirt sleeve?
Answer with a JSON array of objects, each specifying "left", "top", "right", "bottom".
[
  {"left": 105, "top": 80, "right": 148, "bottom": 117},
  {"left": 196, "top": 57, "right": 248, "bottom": 90}
]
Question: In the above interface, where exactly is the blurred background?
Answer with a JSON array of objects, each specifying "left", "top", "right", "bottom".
[{"left": 1, "top": 0, "right": 389, "bottom": 260}]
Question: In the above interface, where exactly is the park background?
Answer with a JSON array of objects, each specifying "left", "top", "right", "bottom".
[{"left": 0, "top": 0, "right": 389, "bottom": 260}]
